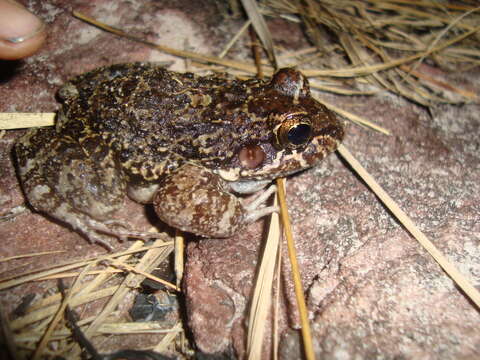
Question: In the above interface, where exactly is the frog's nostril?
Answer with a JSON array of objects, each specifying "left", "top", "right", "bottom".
[{"left": 239, "top": 144, "right": 265, "bottom": 169}]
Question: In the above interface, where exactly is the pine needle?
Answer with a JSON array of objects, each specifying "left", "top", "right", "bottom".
[
  {"left": 72, "top": 11, "right": 261, "bottom": 75},
  {"left": 218, "top": 20, "right": 251, "bottom": 59},
  {"left": 0, "top": 251, "right": 65, "bottom": 263},
  {"left": 276, "top": 178, "right": 315, "bottom": 360},
  {"left": 0, "top": 242, "right": 172, "bottom": 290},
  {"left": 0, "top": 112, "right": 55, "bottom": 130},
  {"left": 174, "top": 230, "right": 185, "bottom": 288},
  {"left": 32, "top": 265, "right": 91, "bottom": 360},
  {"left": 240, "top": 0, "right": 278, "bottom": 69},
  {"left": 302, "top": 24, "right": 480, "bottom": 78},
  {"left": 246, "top": 195, "right": 281, "bottom": 359},
  {"left": 272, "top": 228, "right": 283, "bottom": 360},
  {"left": 337, "top": 144, "right": 480, "bottom": 308},
  {"left": 107, "top": 259, "right": 179, "bottom": 291},
  {"left": 245, "top": 8, "right": 315, "bottom": 357},
  {"left": 318, "top": 98, "right": 391, "bottom": 135}
]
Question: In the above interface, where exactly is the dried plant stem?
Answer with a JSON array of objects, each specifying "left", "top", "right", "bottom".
[
  {"left": 276, "top": 178, "right": 315, "bottom": 360},
  {"left": 272, "top": 241, "right": 282, "bottom": 360},
  {"left": 218, "top": 20, "right": 251, "bottom": 59},
  {"left": 10, "top": 286, "right": 117, "bottom": 331},
  {"left": 97, "top": 322, "right": 181, "bottom": 335},
  {"left": 246, "top": 26, "right": 280, "bottom": 356},
  {"left": 37, "top": 269, "right": 123, "bottom": 280},
  {"left": 0, "top": 112, "right": 55, "bottom": 130},
  {"left": 83, "top": 240, "right": 171, "bottom": 335},
  {"left": 250, "top": 26, "right": 265, "bottom": 78},
  {"left": 32, "top": 265, "right": 91, "bottom": 360},
  {"left": 318, "top": 98, "right": 390, "bottom": 135},
  {"left": 304, "top": 24, "right": 480, "bottom": 78},
  {"left": 108, "top": 259, "right": 179, "bottom": 291},
  {"left": 0, "top": 242, "right": 172, "bottom": 290},
  {"left": 410, "top": 6, "right": 480, "bottom": 73},
  {"left": 0, "top": 309, "right": 20, "bottom": 360},
  {"left": 153, "top": 322, "right": 183, "bottom": 352},
  {"left": 246, "top": 195, "right": 281, "bottom": 359},
  {"left": 0, "top": 251, "right": 65, "bottom": 263},
  {"left": 240, "top": 0, "right": 278, "bottom": 69},
  {"left": 72, "top": 11, "right": 261, "bottom": 75},
  {"left": 337, "top": 144, "right": 480, "bottom": 308},
  {"left": 174, "top": 230, "right": 184, "bottom": 288},
  {"left": 399, "top": 64, "right": 479, "bottom": 101}
]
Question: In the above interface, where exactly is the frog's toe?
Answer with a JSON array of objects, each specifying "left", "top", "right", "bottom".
[
  {"left": 242, "top": 184, "right": 279, "bottom": 223},
  {"left": 88, "top": 234, "right": 115, "bottom": 250},
  {"left": 243, "top": 184, "right": 277, "bottom": 213},
  {"left": 244, "top": 205, "right": 279, "bottom": 224},
  {"left": 103, "top": 219, "right": 131, "bottom": 230},
  {"left": 114, "top": 230, "right": 167, "bottom": 241},
  {"left": 80, "top": 227, "right": 115, "bottom": 250},
  {"left": 86, "top": 218, "right": 166, "bottom": 242},
  {"left": 0, "top": 205, "right": 28, "bottom": 222}
]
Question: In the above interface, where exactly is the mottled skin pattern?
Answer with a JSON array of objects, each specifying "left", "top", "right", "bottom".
[{"left": 15, "top": 63, "right": 344, "bottom": 246}]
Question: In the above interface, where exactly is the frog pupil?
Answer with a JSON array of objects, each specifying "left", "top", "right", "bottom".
[{"left": 287, "top": 124, "right": 311, "bottom": 145}]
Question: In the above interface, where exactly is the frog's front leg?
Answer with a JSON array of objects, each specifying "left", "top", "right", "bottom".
[{"left": 153, "top": 164, "right": 277, "bottom": 238}]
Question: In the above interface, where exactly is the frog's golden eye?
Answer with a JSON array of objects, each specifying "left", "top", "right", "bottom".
[{"left": 277, "top": 121, "right": 312, "bottom": 149}]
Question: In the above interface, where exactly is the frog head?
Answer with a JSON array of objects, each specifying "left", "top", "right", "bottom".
[{"left": 217, "top": 68, "right": 344, "bottom": 182}]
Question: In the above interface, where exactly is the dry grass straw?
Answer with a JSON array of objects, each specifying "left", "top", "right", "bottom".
[
  {"left": 0, "top": 250, "right": 65, "bottom": 263},
  {"left": 246, "top": 194, "right": 281, "bottom": 359},
  {"left": 31, "top": 264, "right": 91, "bottom": 360},
  {"left": 174, "top": 230, "right": 185, "bottom": 288},
  {"left": 272, "top": 240, "right": 282, "bottom": 360},
  {"left": 0, "top": 112, "right": 55, "bottom": 129},
  {"left": 72, "top": 11, "right": 262, "bottom": 75},
  {"left": 1, "top": 238, "right": 178, "bottom": 358},
  {"left": 68, "top": 238, "right": 174, "bottom": 358},
  {"left": 263, "top": 0, "right": 480, "bottom": 105},
  {"left": 276, "top": 178, "right": 315, "bottom": 360},
  {"left": 244, "top": 12, "right": 284, "bottom": 357},
  {"left": 241, "top": 0, "right": 278, "bottom": 69},
  {"left": 337, "top": 144, "right": 480, "bottom": 308},
  {"left": 153, "top": 322, "right": 183, "bottom": 353},
  {"left": 0, "top": 241, "right": 172, "bottom": 290}
]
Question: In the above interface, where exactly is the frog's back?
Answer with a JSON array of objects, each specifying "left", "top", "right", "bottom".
[
  {"left": 57, "top": 62, "right": 231, "bottom": 133},
  {"left": 55, "top": 63, "right": 262, "bottom": 182}
]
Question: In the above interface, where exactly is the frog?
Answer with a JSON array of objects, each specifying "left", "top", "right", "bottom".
[{"left": 15, "top": 63, "right": 344, "bottom": 248}]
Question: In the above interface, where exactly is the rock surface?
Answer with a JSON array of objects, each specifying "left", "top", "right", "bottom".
[{"left": 1, "top": 1, "right": 479, "bottom": 359}]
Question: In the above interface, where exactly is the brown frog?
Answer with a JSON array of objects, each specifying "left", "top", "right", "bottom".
[{"left": 15, "top": 63, "right": 344, "bottom": 247}]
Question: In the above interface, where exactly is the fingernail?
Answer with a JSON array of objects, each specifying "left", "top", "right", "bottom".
[{"left": 0, "top": 0, "right": 45, "bottom": 43}]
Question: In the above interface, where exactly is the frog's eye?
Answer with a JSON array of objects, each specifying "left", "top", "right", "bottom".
[
  {"left": 277, "top": 121, "right": 312, "bottom": 149},
  {"left": 287, "top": 123, "right": 312, "bottom": 146}
]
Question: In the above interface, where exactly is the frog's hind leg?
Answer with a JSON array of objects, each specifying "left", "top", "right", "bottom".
[
  {"left": 15, "top": 128, "right": 140, "bottom": 248},
  {"left": 153, "top": 164, "right": 248, "bottom": 238}
]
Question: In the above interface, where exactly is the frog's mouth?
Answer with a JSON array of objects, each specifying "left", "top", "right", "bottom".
[{"left": 216, "top": 135, "right": 341, "bottom": 182}]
